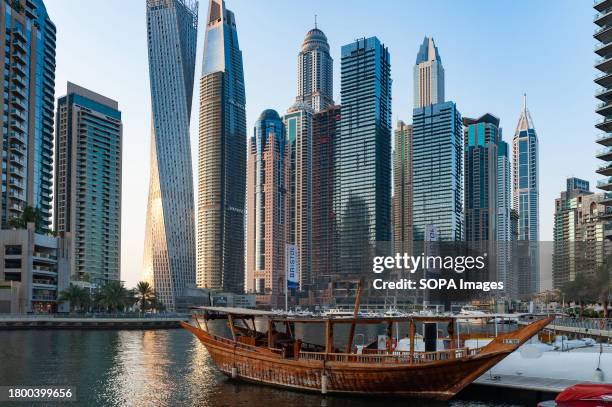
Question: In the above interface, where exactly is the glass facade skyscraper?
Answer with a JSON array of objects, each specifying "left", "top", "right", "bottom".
[
  {"left": 197, "top": 0, "right": 246, "bottom": 293},
  {"left": 246, "top": 110, "right": 286, "bottom": 306},
  {"left": 334, "top": 37, "right": 391, "bottom": 275},
  {"left": 284, "top": 103, "right": 313, "bottom": 291},
  {"left": 143, "top": 0, "right": 198, "bottom": 311},
  {"left": 412, "top": 101, "right": 463, "bottom": 241},
  {"left": 296, "top": 26, "right": 334, "bottom": 112},
  {"left": 54, "top": 82, "right": 122, "bottom": 286},
  {"left": 512, "top": 96, "right": 539, "bottom": 295},
  {"left": 512, "top": 97, "right": 539, "bottom": 242},
  {"left": 0, "top": 0, "right": 55, "bottom": 231},
  {"left": 463, "top": 114, "right": 501, "bottom": 242}
]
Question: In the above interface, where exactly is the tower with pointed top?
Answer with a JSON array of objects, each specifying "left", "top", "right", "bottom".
[
  {"left": 414, "top": 36, "right": 444, "bottom": 109},
  {"left": 512, "top": 95, "right": 539, "bottom": 242},
  {"left": 143, "top": 0, "right": 198, "bottom": 311},
  {"left": 197, "top": 0, "right": 246, "bottom": 293},
  {"left": 296, "top": 24, "right": 333, "bottom": 112},
  {"left": 512, "top": 95, "right": 539, "bottom": 295}
]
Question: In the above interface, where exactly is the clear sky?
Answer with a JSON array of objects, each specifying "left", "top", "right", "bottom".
[{"left": 46, "top": 0, "right": 597, "bottom": 288}]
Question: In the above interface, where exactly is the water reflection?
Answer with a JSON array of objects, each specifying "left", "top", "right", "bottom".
[{"left": 0, "top": 329, "right": 518, "bottom": 407}]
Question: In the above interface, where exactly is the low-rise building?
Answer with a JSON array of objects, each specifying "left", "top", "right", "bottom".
[{"left": 0, "top": 223, "right": 70, "bottom": 313}]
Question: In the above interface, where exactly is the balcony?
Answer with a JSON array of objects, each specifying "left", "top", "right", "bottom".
[
  {"left": 597, "top": 132, "right": 612, "bottom": 146},
  {"left": 597, "top": 101, "right": 612, "bottom": 117},
  {"left": 596, "top": 117, "right": 612, "bottom": 132},
  {"left": 595, "top": 9, "right": 612, "bottom": 27},
  {"left": 596, "top": 85, "right": 612, "bottom": 102},
  {"left": 595, "top": 0, "right": 612, "bottom": 13},
  {"left": 601, "top": 192, "right": 612, "bottom": 205},
  {"left": 595, "top": 24, "right": 612, "bottom": 43},
  {"left": 597, "top": 146, "right": 612, "bottom": 160},
  {"left": 596, "top": 55, "right": 612, "bottom": 73},
  {"left": 598, "top": 177, "right": 612, "bottom": 190},
  {"left": 595, "top": 71, "right": 612, "bottom": 88}
]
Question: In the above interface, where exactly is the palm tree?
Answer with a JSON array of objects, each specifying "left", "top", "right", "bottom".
[
  {"left": 59, "top": 284, "right": 89, "bottom": 312},
  {"left": 8, "top": 205, "right": 45, "bottom": 233},
  {"left": 135, "top": 281, "right": 155, "bottom": 313},
  {"left": 99, "top": 281, "right": 130, "bottom": 313}
]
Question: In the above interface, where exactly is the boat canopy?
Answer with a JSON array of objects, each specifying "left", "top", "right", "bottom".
[{"left": 193, "top": 306, "right": 276, "bottom": 316}]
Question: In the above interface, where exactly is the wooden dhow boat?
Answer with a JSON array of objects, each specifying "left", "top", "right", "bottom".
[{"left": 181, "top": 303, "right": 554, "bottom": 400}]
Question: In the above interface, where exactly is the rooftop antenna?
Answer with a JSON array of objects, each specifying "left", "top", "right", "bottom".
[
  {"left": 314, "top": 14, "right": 317, "bottom": 29},
  {"left": 523, "top": 93, "right": 527, "bottom": 110}
]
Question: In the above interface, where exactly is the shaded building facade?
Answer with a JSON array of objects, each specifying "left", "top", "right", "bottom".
[
  {"left": 392, "top": 120, "right": 413, "bottom": 253},
  {"left": 334, "top": 37, "right": 392, "bottom": 275},
  {"left": 311, "top": 105, "right": 340, "bottom": 304}
]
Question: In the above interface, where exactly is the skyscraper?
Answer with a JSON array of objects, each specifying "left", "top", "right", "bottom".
[
  {"left": 296, "top": 25, "right": 334, "bottom": 112},
  {"left": 512, "top": 96, "right": 539, "bottom": 295},
  {"left": 411, "top": 37, "right": 462, "bottom": 242},
  {"left": 594, "top": 0, "right": 612, "bottom": 230},
  {"left": 512, "top": 96, "right": 539, "bottom": 242},
  {"left": 54, "top": 82, "right": 122, "bottom": 286},
  {"left": 393, "top": 121, "right": 413, "bottom": 253},
  {"left": 284, "top": 103, "right": 313, "bottom": 291},
  {"left": 334, "top": 37, "right": 391, "bottom": 274},
  {"left": 143, "top": 0, "right": 198, "bottom": 311},
  {"left": 0, "top": 0, "right": 56, "bottom": 231},
  {"left": 246, "top": 110, "right": 286, "bottom": 306},
  {"left": 197, "top": 0, "right": 246, "bottom": 293},
  {"left": 463, "top": 114, "right": 501, "bottom": 242},
  {"left": 553, "top": 178, "right": 606, "bottom": 289},
  {"left": 414, "top": 37, "right": 444, "bottom": 109},
  {"left": 412, "top": 102, "right": 463, "bottom": 241},
  {"left": 312, "top": 104, "right": 340, "bottom": 303}
]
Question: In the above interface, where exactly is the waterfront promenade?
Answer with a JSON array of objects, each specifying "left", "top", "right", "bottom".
[{"left": 0, "top": 314, "right": 188, "bottom": 329}]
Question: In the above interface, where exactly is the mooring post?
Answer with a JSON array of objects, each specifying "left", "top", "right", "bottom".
[{"left": 231, "top": 366, "right": 238, "bottom": 379}]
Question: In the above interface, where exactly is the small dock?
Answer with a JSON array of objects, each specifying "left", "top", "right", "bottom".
[
  {"left": 0, "top": 315, "right": 188, "bottom": 329},
  {"left": 518, "top": 318, "right": 612, "bottom": 340},
  {"left": 474, "top": 373, "right": 584, "bottom": 393}
]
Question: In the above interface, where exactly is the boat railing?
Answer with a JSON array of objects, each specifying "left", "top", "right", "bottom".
[{"left": 298, "top": 347, "right": 480, "bottom": 364}]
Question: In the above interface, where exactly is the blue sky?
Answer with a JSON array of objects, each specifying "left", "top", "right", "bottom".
[{"left": 46, "top": 0, "right": 596, "bottom": 287}]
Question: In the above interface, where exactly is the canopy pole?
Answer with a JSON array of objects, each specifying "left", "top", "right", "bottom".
[
  {"left": 227, "top": 314, "right": 237, "bottom": 342},
  {"left": 409, "top": 319, "right": 416, "bottom": 363},
  {"left": 325, "top": 319, "right": 334, "bottom": 353},
  {"left": 345, "top": 278, "right": 364, "bottom": 353}
]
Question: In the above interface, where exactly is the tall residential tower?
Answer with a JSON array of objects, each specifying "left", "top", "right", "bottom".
[
  {"left": 246, "top": 110, "right": 286, "bottom": 306},
  {"left": 0, "top": 0, "right": 56, "bottom": 230},
  {"left": 393, "top": 121, "right": 413, "bottom": 253},
  {"left": 143, "top": 0, "right": 198, "bottom": 311},
  {"left": 197, "top": 0, "right": 246, "bottom": 293},
  {"left": 54, "top": 83, "right": 122, "bottom": 286},
  {"left": 334, "top": 37, "right": 392, "bottom": 274}
]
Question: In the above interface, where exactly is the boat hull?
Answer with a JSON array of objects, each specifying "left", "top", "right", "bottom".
[{"left": 181, "top": 318, "right": 553, "bottom": 400}]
